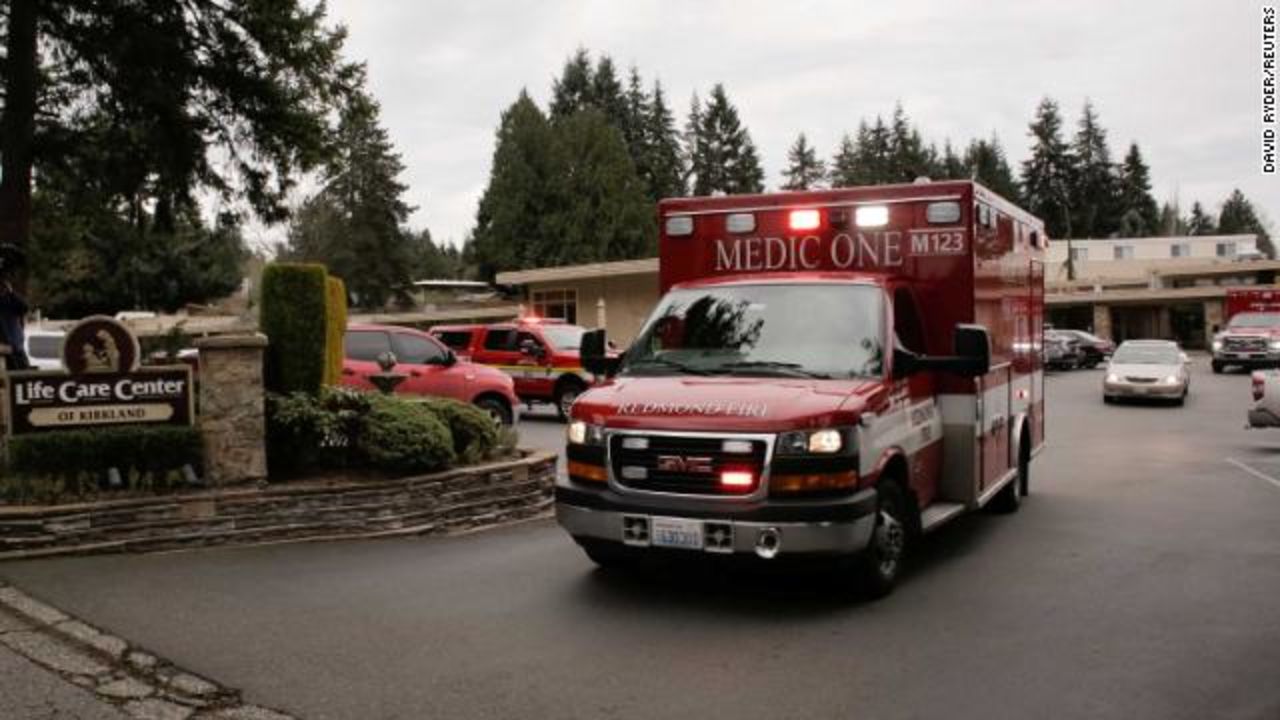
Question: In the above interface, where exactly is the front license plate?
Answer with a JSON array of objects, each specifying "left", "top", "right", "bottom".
[{"left": 651, "top": 517, "right": 704, "bottom": 550}]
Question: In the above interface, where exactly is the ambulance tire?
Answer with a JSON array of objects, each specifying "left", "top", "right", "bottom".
[
  {"left": 555, "top": 378, "right": 586, "bottom": 421},
  {"left": 853, "top": 481, "right": 909, "bottom": 600},
  {"left": 991, "top": 433, "right": 1027, "bottom": 513}
]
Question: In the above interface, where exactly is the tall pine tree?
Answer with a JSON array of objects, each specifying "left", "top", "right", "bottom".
[
  {"left": 1070, "top": 100, "right": 1118, "bottom": 239},
  {"left": 688, "top": 84, "right": 764, "bottom": 195},
  {"left": 549, "top": 49, "right": 595, "bottom": 120},
  {"left": 964, "top": 136, "right": 1020, "bottom": 200},
  {"left": 1187, "top": 201, "right": 1216, "bottom": 236},
  {"left": 1020, "top": 98, "right": 1074, "bottom": 240},
  {"left": 640, "top": 81, "right": 686, "bottom": 200},
  {"left": 782, "top": 133, "right": 826, "bottom": 190},
  {"left": 1218, "top": 189, "right": 1275, "bottom": 258},
  {"left": 830, "top": 133, "right": 859, "bottom": 188},
  {"left": 1115, "top": 142, "right": 1159, "bottom": 237},
  {"left": 887, "top": 105, "right": 930, "bottom": 182}
]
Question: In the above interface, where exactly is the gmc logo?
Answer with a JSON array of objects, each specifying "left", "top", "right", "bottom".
[{"left": 655, "top": 455, "right": 714, "bottom": 474}]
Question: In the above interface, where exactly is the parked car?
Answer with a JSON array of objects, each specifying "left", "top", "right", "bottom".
[
  {"left": 25, "top": 328, "right": 65, "bottom": 371},
  {"left": 1051, "top": 329, "right": 1114, "bottom": 368},
  {"left": 1043, "top": 331, "right": 1085, "bottom": 370},
  {"left": 340, "top": 324, "right": 519, "bottom": 425},
  {"left": 1103, "top": 340, "right": 1190, "bottom": 405},
  {"left": 431, "top": 319, "right": 597, "bottom": 419},
  {"left": 1247, "top": 370, "right": 1280, "bottom": 428}
]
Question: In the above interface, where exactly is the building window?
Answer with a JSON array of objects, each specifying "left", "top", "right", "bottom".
[
  {"left": 1070, "top": 247, "right": 1089, "bottom": 263},
  {"left": 532, "top": 288, "right": 577, "bottom": 323},
  {"left": 1217, "top": 242, "right": 1236, "bottom": 258},
  {"left": 1170, "top": 243, "right": 1190, "bottom": 258},
  {"left": 1113, "top": 245, "right": 1134, "bottom": 260}
]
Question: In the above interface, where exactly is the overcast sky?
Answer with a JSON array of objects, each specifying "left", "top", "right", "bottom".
[{"left": 315, "top": 0, "right": 1275, "bottom": 248}]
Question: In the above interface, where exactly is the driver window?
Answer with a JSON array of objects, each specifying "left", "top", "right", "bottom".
[
  {"left": 516, "top": 331, "right": 544, "bottom": 354},
  {"left": 893, "top": 288, "right": 926, "bottom": 354}
]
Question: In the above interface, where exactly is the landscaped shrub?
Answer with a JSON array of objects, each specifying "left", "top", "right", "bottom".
[
  {"left": 260, "top": 262, "right": 329, "bottom": 394},
  {"left": 358, "top": 397, "right": 455, "bottom": 475},
  {"left": 417, "top": 397, "right": 501, "bottom": 464},
  {"left": 323, "top": 276, "right": 348, "bottom": 386},
  {"left": 4, "top": 426, "right": 203, "bottom": 503}
]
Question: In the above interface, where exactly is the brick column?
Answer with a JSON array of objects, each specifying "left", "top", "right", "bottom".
[{"left": 195, "top": 334, "right": 268, "bottom": 486}]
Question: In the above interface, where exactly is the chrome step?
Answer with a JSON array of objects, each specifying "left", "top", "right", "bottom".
[{"left": 920, "top": 502, "right": 966, "bottom": 534}]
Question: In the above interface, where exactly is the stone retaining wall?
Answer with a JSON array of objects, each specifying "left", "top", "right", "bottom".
[{"left": 0, "top": 451, "right": 556, "bottom": 560}]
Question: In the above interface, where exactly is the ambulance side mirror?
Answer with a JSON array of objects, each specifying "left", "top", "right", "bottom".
[
  {"left": 581, "top": 329, "right": 621, "bottom": 378},
  {"left": 909, "top": 324, "right": 991, "bottom": 378}
]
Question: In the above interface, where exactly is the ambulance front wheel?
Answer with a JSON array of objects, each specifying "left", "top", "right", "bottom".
[{"left": 853, "top": 481, "right": 909, "bottom": 600}]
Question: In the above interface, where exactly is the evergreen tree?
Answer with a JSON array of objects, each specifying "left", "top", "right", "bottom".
[
  {"left": 590, "top": 56, "right": 629, "bottom": 131},
  {"left": 888, "top": 105, "right": 930, "bottom": 182},
  {"left": 1020, "top": 98, "right": 1075, "bottom": 240},
  {"left": 864, "top": 117, "right": 894, "bottom": 183},
  {"left": 640, "top": 81, "right": 686, "bottom": 200},
  {"left": 471, "top": 92, "right": 562, "bottom": 279},
  {"left": 689, "top": 84, "right": 764, "bottom": 195},
  {"left": 541, "top": 109, "right": 655, "bottom": 264},
  {"left": 1218, "top": 189, "right": 1275, "bottom": 258},
  {"left": 1070, "top": 100, "right": 1118, "bottom": 238},
  {"left": 681, "top": 93, "right": 703, "bottom": 190},
  {"left": 782, "top": 133, "right": 827, "bottom": 191},
  {"left": 1158, "top": 201, "right": 1188, "bottom": 237},
  {"left": 1, "top": 0, "right": 357, "bottom": 290},
  {"left": 1187, "top": 201, "right": 1216, "bottom": 235},
  {"left": 964, "top": 135, "right": 1020, "bottom": 200},
  {"left": 938, "top": 140, "right": 966, "bottom": 179},
  {"left": 284, "top": 79, "right": 418, "bottom": 308},
  {"left": 549, "top": 48, "right": 595, "bottom": 120},
  {"left": 621, "top": 67, "right": 650, "bottom": 160},
  {"left": 830, "top": 133, "right": 859, "bottom": 188},
  {"left": 1115, "top": 142, "right": 1160, "bottom": 236}
]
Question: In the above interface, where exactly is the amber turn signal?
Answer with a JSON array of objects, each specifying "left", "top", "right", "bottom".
[{"left": 769, "top": 470, "right": 858, "bottom": 495}]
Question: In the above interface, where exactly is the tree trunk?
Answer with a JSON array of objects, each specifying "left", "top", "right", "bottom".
[{"left": 0, "top": 0, "right": 39, "bottom": 293}]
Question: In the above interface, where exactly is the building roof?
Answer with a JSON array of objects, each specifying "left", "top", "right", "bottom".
[
  {"left": 496, "top": 258, "right": 658, "bottom": 285},
  {"left": 1047, "top": 285, "right": 1241, "bottom": 307},
  {"left": 1054, "top": 233, "right": 1256, "bottom": 245}
]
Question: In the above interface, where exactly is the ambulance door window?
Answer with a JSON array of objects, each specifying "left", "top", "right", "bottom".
[{"left": 893, "top": 288, "right": 927, "bottom": 355}]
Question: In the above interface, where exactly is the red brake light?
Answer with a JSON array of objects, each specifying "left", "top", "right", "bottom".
[{"left": 789, "top": 209, "right": 821, "bottom": 231}]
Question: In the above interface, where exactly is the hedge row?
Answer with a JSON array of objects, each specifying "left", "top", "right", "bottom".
[
  {"left": 4, "top": 426, "right": 204, "bottom": 503},
  {"left": 266, "top": 388, "right": 504, "bottom": 478},
  {"left": 260, "top": 262, "right": 329, "bottom": 395},
  {"left": 324, "top": 275, "right": 348, "bottom": 386}
]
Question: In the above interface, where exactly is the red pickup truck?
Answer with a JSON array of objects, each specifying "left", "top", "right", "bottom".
[{"left": 431, "top": 320, "right": 593, "bottom": 419}]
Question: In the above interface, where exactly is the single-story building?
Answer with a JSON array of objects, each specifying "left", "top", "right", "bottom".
[{"left": 495, "top": 258, "right": 660, "bottom": 345}]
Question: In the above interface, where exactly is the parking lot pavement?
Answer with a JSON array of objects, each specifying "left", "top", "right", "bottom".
[
  {"left": 516, "top": 404, "right": 566, "bottom": 476},
  {"left": 1, "top": 359, "right": 1278, "bottom": 720}
]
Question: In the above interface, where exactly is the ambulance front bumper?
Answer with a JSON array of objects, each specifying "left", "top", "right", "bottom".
[{"left": 555, "top": 481, "right": 877, "bottom": 557}]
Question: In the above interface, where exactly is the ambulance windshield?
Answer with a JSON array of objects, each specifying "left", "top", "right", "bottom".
[{"left": 623, "top": 283, "right": 884, "bottom": 380}]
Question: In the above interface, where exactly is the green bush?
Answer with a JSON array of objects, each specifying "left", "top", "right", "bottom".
[
  {"left": 5, "top": 426, "right": 203, "bottom": 503},
  {"left": 323, "top": 276, "right": 348, "bottom": 386},
  {"left": 260, "top": 262, "right": 329, "bottom": 394},
  {"left": 417, "top": 397, "right": 501, "bottom": 465},
  {"left": 358, "top": 397, "right": 455, "bottom": 475}
]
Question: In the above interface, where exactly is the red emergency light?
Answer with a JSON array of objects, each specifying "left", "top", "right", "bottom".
[
  {"left": 719, "top": 470, "right": 755, "bottom": 491},
  {"left": 789, "top": 209, "right": 821, "bottom": 231}
]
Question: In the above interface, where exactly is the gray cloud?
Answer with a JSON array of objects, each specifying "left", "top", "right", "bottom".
[{"left": 327, "top": 0, "right": 1277, "bottom": 246}]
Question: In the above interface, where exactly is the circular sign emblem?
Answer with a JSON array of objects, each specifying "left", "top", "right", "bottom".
[{"left": 62, "top": 316, "right": 141, "bottom": 375}]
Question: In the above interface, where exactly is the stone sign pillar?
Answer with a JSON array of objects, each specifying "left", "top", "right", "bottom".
[
  {"left": 1092, "top": 304, "right": 1113, "bottom": 341},
  {"left": 196, "top": 334, "right": 268, "bottom": 486}
]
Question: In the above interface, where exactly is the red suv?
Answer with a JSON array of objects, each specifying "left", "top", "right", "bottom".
[
  {"left": 431, "top": 320, "right": 592, "bottom": 420},
  {"left": 341, "top": 323, "right": 519, "bottom": 425}
]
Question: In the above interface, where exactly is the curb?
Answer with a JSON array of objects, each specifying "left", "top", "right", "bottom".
[{"left": 0, "top": 580, "right": 297, "bottom": 719}]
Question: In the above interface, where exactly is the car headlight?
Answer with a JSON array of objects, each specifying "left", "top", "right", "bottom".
[
  {"left": 778, "top": 428, "right": 849, "bottom": 455},
  {"left": 567, "top": 421, "right": 605, "bottom": 446},
  {"left": 1106, "top": 373, "right": 1121, "bottom": 383},
  {"left": 1269, "top": 341, "right": 1280, "bottom": 351},
  {"left": 1164, "top": 375, "right": 1180, "bottom": 385},
  {"left": 1212, "top": 340, "right": 1223, "bottom": 351}
]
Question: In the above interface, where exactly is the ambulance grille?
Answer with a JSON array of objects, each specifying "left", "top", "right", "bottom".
[{"left": 610, "top": 435, "right": 767, "bottom": 496}]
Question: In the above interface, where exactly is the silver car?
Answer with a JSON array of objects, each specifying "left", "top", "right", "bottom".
[{"left": 1103, "top": 340, "right": 1190, "bottom": 405}]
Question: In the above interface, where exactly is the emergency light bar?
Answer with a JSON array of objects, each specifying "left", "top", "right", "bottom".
[
  {"left": 726, "top": 213, "right": 755, "bottom": 233},
  {"left": 665, "top": 216, "right": 693, "bottom": 236},
  {"left": 789, "top": 209, "right": 821, "bottom": 231},
  {"left": 855, "top": 205, "right": 889, "bottom": 227},
  {"left": 719, "top": 470, "right": 755, "bottom": 490}
]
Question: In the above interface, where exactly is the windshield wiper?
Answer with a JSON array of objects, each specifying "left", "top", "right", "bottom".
[
  {"left": 714, "top": 360, "right": 832, "bottom": 379},
  {"left": 625, "top": 357, "right": 717, "bottom": 376}
]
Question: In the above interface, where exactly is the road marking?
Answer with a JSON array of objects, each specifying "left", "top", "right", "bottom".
[{"left": 1225, "top": 457, "right": 1280, "bottom": 491}]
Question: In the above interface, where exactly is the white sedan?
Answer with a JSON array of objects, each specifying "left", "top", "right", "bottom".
[{"left": 1102, "top": 340, "right": 1190, "bottom": 406}]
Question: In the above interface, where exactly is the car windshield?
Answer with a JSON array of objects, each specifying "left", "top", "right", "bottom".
[
  {"left": 1112, "top": 345, "right": 1179, "bottom": 365},
  {"left": 539, "top": 324, "right": 586, "bottom": 350},
  {"left": 1228, "top": 312, "right": 1280, "bottom": 328},
  {"left": 622, "top": 283, "right": 884, "bottom": 379}
]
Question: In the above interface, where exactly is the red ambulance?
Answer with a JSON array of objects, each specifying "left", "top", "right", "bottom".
[
  {"left": 1211, "top": 288, "right": 1280, "bottom": 373},
  {"left": 556, "top": 180, "right": 1046, "bottom": 597}
]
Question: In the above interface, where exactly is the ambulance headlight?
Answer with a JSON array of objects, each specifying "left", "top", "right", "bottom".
[
  {"left": 567, "top": 422, "right": 605, "bottom": 446},
  {"left": 777, "top": 428, "right": 849, "bottom": 455}
]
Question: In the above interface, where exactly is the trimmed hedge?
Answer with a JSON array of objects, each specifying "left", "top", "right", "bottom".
[
  {"left": 265, "top": 388, "right": 506, "bottom": 478},
  {"left": 4, "top": 426, "right": 204, "bottom": 502},
  {"left": 260, "top": 263, "right": 329, "bottom": 394},
  {"left": 324, "top": 276, "right": 348, "bottom": 386}
]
